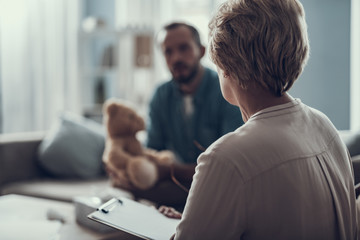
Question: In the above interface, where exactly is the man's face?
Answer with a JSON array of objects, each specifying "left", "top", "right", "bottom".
[{"left": 161, "top": 26, "right": 203, "bottom": 84}]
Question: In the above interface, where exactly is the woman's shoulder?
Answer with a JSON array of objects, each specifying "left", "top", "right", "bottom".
[
  {"left": 198, "top": 123, "right": 277, "bottom": 180},
  {"left": 199, "top": 125, "right": 257, "bottom": 162},
  {"left": 214, "top": 122, "right": 266, "bottom": 150}
]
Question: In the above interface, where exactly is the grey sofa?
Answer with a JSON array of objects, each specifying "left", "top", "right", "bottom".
[
  {"left": 339, "top": 130, "right": 360, "bottom": 187},
  {"left": 0, "top": 131, "right": 132, "bottom": 202},
  {"left": 1, "top": 130, "right": 360, "bottom": 202}
]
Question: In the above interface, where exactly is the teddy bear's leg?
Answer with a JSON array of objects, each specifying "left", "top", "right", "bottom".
[{"left": 127, "top": 156, "right": 158, "bottom": 190}]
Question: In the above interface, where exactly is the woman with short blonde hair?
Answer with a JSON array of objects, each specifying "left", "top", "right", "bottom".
[
  {"left": 161, "top": 1, "right": 358, "bottom": 239},
  {"left": 209, "top": 0, "right": 309, "bottom": 96}
]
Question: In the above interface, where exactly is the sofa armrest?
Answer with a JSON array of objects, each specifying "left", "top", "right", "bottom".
[
  {"left": 355, "top": 182, "right": 360, "bottom": 199},
  {"left": 338, "top": 130, "right": 354, "bottom": 143},
  {"left": 0, "top": 132, "right": 47, "bottom": 186}
]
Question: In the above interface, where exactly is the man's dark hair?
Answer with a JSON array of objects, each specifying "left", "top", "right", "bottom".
[{"left": 163, "top": 22, "right": 202, "bottom": 47}]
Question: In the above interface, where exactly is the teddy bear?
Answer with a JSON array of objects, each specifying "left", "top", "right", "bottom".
[{"left": 102, "top": 98, "right": 175, "bottom": 190}]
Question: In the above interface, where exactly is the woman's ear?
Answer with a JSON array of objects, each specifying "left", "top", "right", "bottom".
[{"left": 215, "top": 66, "right": 230, "bottom": 79}]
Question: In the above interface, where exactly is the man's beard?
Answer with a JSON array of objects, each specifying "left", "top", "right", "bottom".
[{"left": 172, "top": 62, "right": 199, "bottom": 85}]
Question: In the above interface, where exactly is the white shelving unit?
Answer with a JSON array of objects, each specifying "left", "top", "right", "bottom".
[{"left": 78, "top": 26, "right": 155, "bottom": 122}]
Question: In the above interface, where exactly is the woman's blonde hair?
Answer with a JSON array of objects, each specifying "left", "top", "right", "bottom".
[{"left": 209, "top": 0, "right": 309, "bottom": 96}]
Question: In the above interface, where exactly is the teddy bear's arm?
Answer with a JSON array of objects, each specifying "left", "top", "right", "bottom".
[
  {"left": 103, "top": 143, "right": 135, "bottom": 169},
  {"left": 123, "top": 137, "right": 144, "bottom": 155},
  {"left": 102, "top": 145, "right": 136, "bottom": 190}
]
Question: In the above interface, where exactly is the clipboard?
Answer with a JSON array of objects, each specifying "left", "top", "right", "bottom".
[{"left": 88, "top": 197, "right": 180, "bottom": 240}]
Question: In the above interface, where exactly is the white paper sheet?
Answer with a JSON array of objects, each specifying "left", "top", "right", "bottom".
[{"left": 88, "top": 197, "right": 180, "bottom": 240}]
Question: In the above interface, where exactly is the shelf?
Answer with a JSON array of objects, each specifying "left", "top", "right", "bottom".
[
  {"left": 77, "top": 25, "right": 155, "bottom": 115},
  {"left": 82, "top": 67, "right": 118, "bottom": 78},
  {"left": 79, "top": 27, "right": 154, "bottom": 38}
]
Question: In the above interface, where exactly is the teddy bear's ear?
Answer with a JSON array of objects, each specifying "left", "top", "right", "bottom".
[{"left": 105, "top": 102, "right": 118, "bottom": 117}]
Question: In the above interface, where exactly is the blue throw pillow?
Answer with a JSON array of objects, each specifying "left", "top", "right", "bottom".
[{"left": 38, "top": 113, "right": 106, "bottom": 179}]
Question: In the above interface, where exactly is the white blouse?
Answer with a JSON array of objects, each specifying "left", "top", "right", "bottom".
[{"left": 175, "top": 99, "right": 358, "bottom": 240}]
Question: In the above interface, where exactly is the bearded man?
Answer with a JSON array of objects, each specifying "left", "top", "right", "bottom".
[{"left": 135, "top": 22, "right": 243, "bottom": 208}]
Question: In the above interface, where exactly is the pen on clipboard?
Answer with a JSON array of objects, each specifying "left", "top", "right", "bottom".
[{"left": 97, "top": 198, "right": 123, "bottom": 214}]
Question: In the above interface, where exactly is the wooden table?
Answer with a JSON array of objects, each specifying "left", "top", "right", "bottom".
[{"left": 0, "top": 194, "right": 140, "bottom": 240}]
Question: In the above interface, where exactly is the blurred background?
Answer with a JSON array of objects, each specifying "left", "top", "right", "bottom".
[{"left": 0, "top": 0, "right": 359, "bottom": 134}]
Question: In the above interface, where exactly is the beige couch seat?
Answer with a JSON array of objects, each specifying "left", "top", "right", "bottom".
[{"left": 1, "top": 178, "right": 134, "bottom": 202}]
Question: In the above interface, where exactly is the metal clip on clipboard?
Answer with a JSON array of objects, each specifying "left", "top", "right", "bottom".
[{"left": 97, "top": 198, "right": 123, "bottom": 214}]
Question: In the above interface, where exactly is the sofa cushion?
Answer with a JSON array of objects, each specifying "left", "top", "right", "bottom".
[{"left": 37, "top": 113, "right": 106, "bottom": 179}]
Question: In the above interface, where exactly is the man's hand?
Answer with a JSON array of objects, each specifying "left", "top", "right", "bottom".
[{"left": 158, "top": 205, "right": 182, "bottom": 219}]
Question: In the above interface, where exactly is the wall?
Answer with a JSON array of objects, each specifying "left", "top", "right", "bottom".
[
  {"left": 289, "top": 0, "right": 351, "bottom": 130},
  {"left": 84, "top": 0, "right": 115, "bottom": 28}
]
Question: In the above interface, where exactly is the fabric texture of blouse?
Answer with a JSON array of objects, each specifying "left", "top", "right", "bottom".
[{"left": 175, "top": 99, "right": 358, "bottom": 240}]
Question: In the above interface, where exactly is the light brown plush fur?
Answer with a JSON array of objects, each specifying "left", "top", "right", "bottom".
[{"left": 102, "top": 99, "right": 174, "bottom": 190}]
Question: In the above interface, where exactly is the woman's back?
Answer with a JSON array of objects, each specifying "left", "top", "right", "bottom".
[{"left": 176, "top": 99, "right": 358, "bottom": 240}]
